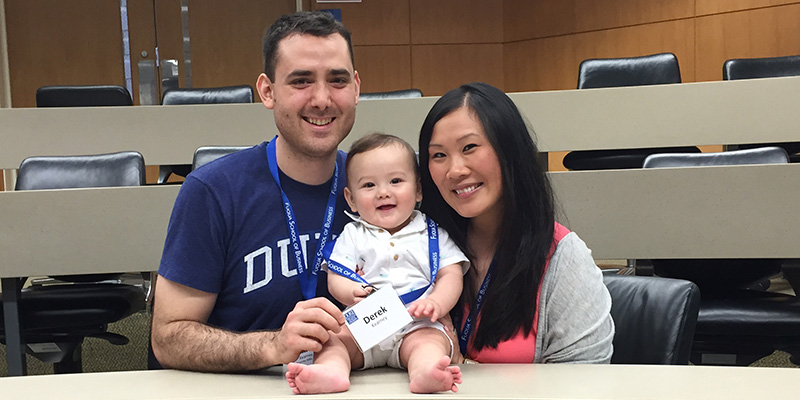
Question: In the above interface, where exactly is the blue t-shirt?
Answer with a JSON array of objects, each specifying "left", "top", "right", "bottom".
[{"left": 158, "top": 141, "right": 349, "bottom": 332}]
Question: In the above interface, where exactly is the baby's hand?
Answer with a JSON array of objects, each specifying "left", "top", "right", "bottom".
[
  {"left": 407, "top": 298, "right": 444, "bottom": 322},
  {"left": 351, "top": 285, "right": 372, "bottom": 304}
]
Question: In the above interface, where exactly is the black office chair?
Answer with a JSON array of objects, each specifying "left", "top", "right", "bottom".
[
  {"left": 192, "top": 146, "right": 250, "bottom": 171},
  {"left": 162, "top": 84, "right": 254, "bottom": 105},
  {"left": 604, "top": 274, "right": 700, "bottom": 365},
  {"left": 158, "top": 85, "right": 254, "bottom": 183},
  {"left": 642, "top": 147, "right": 800, "bottom": 366},
  {"left": 0, "top": 151, "right": 149, "bottom": 373},
  {"left": 723, "top": 55, "right": 800, "bottom": 163},
  {"left": 35, "top": 85, "right": 133, "bottom": 107},
  {"left": 562, "top": 53, "right": 701, "bottom": 170},
  {"left": 359, "top": 88, "right": 423, "bottom": 100}
]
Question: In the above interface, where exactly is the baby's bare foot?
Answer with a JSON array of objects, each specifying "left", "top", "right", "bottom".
[
  {"left": 285, "top": 362, "right": 350, "bottom": 395},
  {"left": 409, "top": 356, "right": 462, "bottom": 394}
]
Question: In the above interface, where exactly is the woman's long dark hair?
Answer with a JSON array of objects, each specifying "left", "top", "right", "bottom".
[{"left": 418, "top": 82, "right": 555, "bottom": 351}]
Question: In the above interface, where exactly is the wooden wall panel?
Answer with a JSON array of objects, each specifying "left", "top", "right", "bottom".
[
  {"left": 409, "top": 0, "right": 503, "bottom": 44},
  {"left": 695, "top": 3, "right": 800, "bottom": 81},
  {"left": 504, "top": 0, "right": 693, "bottom": 42},
  {"left": 5, "top": 0, "right": 125, "bottom": 108},
  {"left": 353, "top": 46, "right": 412, "bottom": 93},
  {"left": 0, "top": 0, "right": 9, "bottom": 109},
  {"left": 696, "top": 0, "right": 799, "bottom": 16},
  {"left": 504, "top": 0, "right": 573, "bottom": 43},
  {"left": 504, "top": 19, "right": 696, "bottom": 93},
  {"left": 312, "top": 0, "right": 409, "bottom": 45},
  {"left": 189, "top": 0, "right": 295, "bottom": 90},
  {"left": 412, "top": 44, "right": 504, "bottom": 96}
]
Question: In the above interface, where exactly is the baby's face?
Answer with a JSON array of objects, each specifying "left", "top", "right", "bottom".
[{"left": 344, "top": 144, "right": 421, "bottom": 234}]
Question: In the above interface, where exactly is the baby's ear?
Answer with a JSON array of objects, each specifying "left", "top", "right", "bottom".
[
  {"left": 415, "top": 178, "right": 423, "bottom": 203},
  {"left": 344, "top": 186, "right": 358, "bottom": 212}
]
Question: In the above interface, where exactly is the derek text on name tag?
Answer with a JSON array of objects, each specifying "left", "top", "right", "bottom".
[{"left": 344, "top": 287, "right": 412, "bottom": 352}]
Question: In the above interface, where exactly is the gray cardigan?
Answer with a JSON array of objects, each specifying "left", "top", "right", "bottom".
[{"left": 532, "top": 232, "right": 615, "bottom": 363}]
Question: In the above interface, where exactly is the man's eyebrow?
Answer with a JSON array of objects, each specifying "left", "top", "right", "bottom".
[
  {"left": 286, "top": 70, "right": 313, "bottom": 79},
  {"left": 329, "top": 68, "right": 351, "bottom": 77}
]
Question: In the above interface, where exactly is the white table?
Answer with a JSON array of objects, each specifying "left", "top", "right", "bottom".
[{"left": 1, "top": 364, "right": 798, "bottom": 399}]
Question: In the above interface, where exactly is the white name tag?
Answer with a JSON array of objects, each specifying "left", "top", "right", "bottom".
[
  {"left": 294, "top": 350, "right": 314, "bottom": 365},
  {"left": 343, "top": 287, "right": 412, "bottom": 352}
]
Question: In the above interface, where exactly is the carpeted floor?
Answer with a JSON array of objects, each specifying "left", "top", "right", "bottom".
[{"left": 1, "top": 311, "right": 150, "bottom": 376}]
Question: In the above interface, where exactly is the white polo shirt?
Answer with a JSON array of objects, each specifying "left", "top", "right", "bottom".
[{"left": 325, "top": 210, "right": 469, "bottom": 300}]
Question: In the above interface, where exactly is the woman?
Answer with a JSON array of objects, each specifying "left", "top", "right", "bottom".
[{"left": 419, "top": 82, "right": 614, "bottom": 363}]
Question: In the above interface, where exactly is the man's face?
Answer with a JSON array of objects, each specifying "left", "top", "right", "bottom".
[{"left": 257, "top": 33, "right": 360, "bottom": 159}]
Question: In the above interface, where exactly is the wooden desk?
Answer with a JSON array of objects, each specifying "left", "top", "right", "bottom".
[
  {"left": 0, "top": 364, "right": 798, "bottom": 399},
  {"left": 2, "top": 76, "right": 800, "bottom": 169}
]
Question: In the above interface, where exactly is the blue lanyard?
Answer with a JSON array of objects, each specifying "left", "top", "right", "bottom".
[
  {"left": 324, "top": 216, "right": 440, "bottom": 305},
  {"left": 266, "top": 137, "right": 339, "bottom": 300},
  {"left": 458, "top": 260, "right": 494, "bottom": 356}
]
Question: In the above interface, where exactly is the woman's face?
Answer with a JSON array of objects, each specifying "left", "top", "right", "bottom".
[{"left": 427, "top": 107, "right": 503, "bottom": 222}]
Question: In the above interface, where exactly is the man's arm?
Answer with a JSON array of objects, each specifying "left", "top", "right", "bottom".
[{"left": 151, "top": 274, "right": 345, "bottom": 372}]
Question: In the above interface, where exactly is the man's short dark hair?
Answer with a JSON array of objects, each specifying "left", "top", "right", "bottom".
[{"left": 262, "top": 11, "right": 354, "bottom": 82}]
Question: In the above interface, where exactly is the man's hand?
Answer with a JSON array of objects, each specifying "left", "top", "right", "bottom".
[
  {"left": 407, "top": 297, "right": 446, "bottom": 322},
  {"left": 273, "top": 297, "right": 345, "bottom": 364}
]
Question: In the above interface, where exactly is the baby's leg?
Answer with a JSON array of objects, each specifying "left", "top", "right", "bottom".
[
  {"left": 285, "top": 330, "right": 363, "bottom": 394},
  {"left": 399, "top": 327, "right": 462, "bottom": 394}
]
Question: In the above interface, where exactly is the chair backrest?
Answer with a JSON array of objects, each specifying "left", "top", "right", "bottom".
[
  {"left": 16, "top": 151, "right": 145, "bottom": 190},
  {"left": 723, "top": 55, "right": 800, "bottom": 80},
  {"left": 604, "top": 274, "right": 700, "bottom": 364},
  {"left": 359, "top": 88, "right": 423, "bottom": 100},
  {"left": 162, "top": 84, "right": 254, "bottom": 105},
  {"left": 15, "top": 151, "right": 145, "bottom": 282},
  {"left": 643, "top": 146, "right": 789, "bottom": 169},
  {"left": 192, "top": 146, "right": 250, "bottom": 171},
  {"left": 36, "top": 85, "right": 133, "bottom": 107},
  {"left": 578, "top": 53, "right": 681, "bottom": 89}
]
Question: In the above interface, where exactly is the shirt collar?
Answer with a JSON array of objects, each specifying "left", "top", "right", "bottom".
[{"left": 345, "top": 210, "right": 427, "bottom": 234}]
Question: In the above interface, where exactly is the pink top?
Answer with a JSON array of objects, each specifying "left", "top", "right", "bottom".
[{"left": 465, "top": 222, "right": 571, "bottom": 363}]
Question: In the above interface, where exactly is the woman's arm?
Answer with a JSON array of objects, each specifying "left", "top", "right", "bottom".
[{"left": 535, "top": 233, "right": 614, "bottom": 364}]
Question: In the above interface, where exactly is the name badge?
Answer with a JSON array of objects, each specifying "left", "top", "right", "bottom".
[
  {"left": 294, "top": 350, "right": 314, "bottom": 365},
  {"left": 343, "top": 287, "right": 412, "bottom": 352}
]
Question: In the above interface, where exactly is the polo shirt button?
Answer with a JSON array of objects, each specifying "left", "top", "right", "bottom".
[
  {"left": 390, "top": 242, "right": 395, "bottom": 247},
  {"left": 394, "top": 254, "right": 399, "bottom": 261},
  {"left": 378, "top": 229, "right": 384, "bottom": 233}
]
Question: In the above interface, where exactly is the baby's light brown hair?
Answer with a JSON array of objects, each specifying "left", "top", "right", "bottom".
[{"left": 345, "top": 133, "right": 419, "bottom": 188}]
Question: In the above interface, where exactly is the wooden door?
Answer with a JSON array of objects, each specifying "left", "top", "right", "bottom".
[
  {"left": 155, "top": 0, "right": 295, "bottom": 91},
  {"left": 4, "top": 0, "right": 296, "bottom": 108}
]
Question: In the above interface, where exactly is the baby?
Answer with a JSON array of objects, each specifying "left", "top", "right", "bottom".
[{"left": 285, "top": 133, "right": 468, "bottom": 394}]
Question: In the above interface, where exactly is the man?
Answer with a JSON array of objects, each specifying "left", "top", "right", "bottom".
[{"left": 151, "top": 11, "right": 360, "bottom": 372}]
